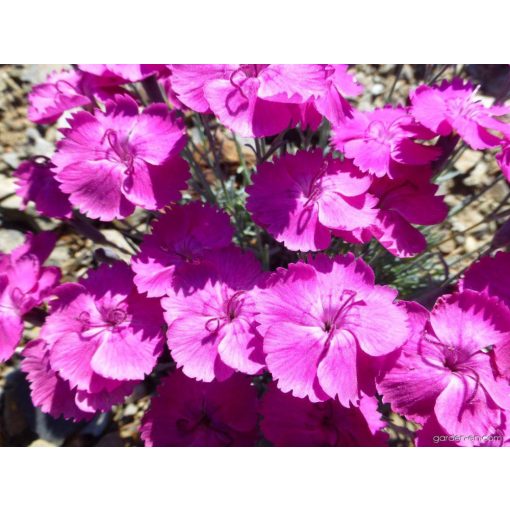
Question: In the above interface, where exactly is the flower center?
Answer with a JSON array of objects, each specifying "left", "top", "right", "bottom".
[
  {"left": 103, "top": 129, "right": 135, "bottom": 169},
  {"left": 446, "top": 89, "right": 482, "bottom": 120},
  {"left": 321, "top": 289, "right": 363, "bottom": 347}
]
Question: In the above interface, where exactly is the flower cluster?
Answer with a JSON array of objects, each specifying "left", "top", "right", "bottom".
[{"left": 3, "top": 64, "right": 510, "bottom": 446}]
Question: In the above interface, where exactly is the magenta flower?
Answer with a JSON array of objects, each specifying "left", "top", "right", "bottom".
[
  {"left": 40, "top": 262, "right": 165, "bottom": 392},
  {"left": 411, "top": 78, "right": 510, "bottom": 150},
  {"left": 255, "top": 254, "right": 409, "bottom": 405},
  {"left": 334, "top": 163, "right": 449, "bottom": 257},
  {"left": 140, "top": 370, "right": 259, "bottom": 446},
  {"left": 378, "top": 291, "right": 510, "bottom": 437},
  {"left": 246, "top": 150, "right": 377, "bottom": 252},
  {"left": 260, "top": 383, "right": 387, "bottom": 446},
  {"left": 52, "top": 96, "right": 189, "bottom": 220},
  {"left": 0, "top": 232, "right": 60, "bottom": 362},
  {"left": 162, "top": 247, "right": 264, "bottom": 382},
  {"left": 132, "top": 202, "right": 234, "bottom": 298},
  {"left": 171, "top": 64, "right": 328, "bottom": 137},
  {"left": 332, "top": 106, "right": 441, "bottom": 177},
  {"left": 14, "top": 157, "right": 72, "bottom": 218}
]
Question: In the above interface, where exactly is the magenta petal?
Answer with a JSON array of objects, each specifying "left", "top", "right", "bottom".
[
  {"left": 56, "top": 160, "right": 135, "bottom": 221},
  {"left": 317, "top": 330, "right": 359, "bottom": 406},
  {"left": 435, "top": 376, "right": 500, "bottom": 436}
]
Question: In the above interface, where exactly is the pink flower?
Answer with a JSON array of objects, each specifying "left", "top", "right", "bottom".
[
  {"left": 171, "top": 64, "right": 328, "bottom": 137},
  {"left": 52, "top": 96, "right": 189, "bottom": 221},
  {"left": 246, "top": 150, "right": 377, "bottom": 252},
  {"left": 132, "top": 202, "right": 234, "bottom": 298},
  {"left": 14, "top": 157, "right": 72, "bottom": 218},
  {"left": 378, "top": 292, "right": 510, "bottom": 437},
  {"left": 162, "top": 247, "right": 264, "bottom": 382},
  {"left": 0, "top": 232, "right": 60, "bottom": 362},
  {"left": 255, "top": 254, "right": 410, "bottom": 405},
  {"left": 78, "top": 64, "right": 168, "bottom": 83},
  {"left": 332, "top": 106, "right": 441, "bottom": 177},
  {"left": 40, "top": 262, "right": 165, "bottom": 392},
  {"left": 260, "top": 383, "right": 387, "bottom": 446},
  {"left": 334, "top": 163, "right": 449, "bottom": 257},
  {"left": 140, "top": 370, "right": 259, "bottom": 446},
  {"left": 410, "top": 78, "right": 510, "bottom": 150}
]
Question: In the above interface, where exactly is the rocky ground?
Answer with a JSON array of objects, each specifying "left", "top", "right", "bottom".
[{"left": 1, "top": 64, "right": 509, "bottom": 446}]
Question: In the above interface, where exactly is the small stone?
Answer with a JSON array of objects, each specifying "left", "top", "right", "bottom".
[
  {"left": 370, "top": 83, "right": 385, "bottom": 96},
  {"left": 123, "top": 403, "right": 138, "bottom": 417},
  {"left": 29, "top": 438, "right": 56, "bottom": 447}
]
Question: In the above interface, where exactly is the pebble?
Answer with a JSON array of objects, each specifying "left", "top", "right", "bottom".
[{"left": 370, "top": 83, "right": 385, "bottom": 96}]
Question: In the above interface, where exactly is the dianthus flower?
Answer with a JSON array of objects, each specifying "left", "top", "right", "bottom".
[
  {"left": 410, "top": 78, "right": 510, "bottom": 150},
  {"left": 162, "top": 247, "right": 264, "bottom": 382},
  {"left": 331, "top": 106, "right": 441, "bottom": 177},
  {"left": 255, "top": 254, "right": 409, "bottom": 405},
  {"left": 14, "top": 157, "right": 72, "bottom": 218},
  {"left": 140, "top": 370, "right": 259, "bottom": 446},
  {"left": 52, "top": 96, "right": 189, "bottom": 220},
  {"left": 0, "top": 232, "right": 60, "bottom": 362},
  {"left": 246, "top": 150, "right": 377, "bottom": 252},
  {"left": 40, "top": 262, "right": 165, "bottom": 395},
  {"left": 260, "top": 383, "right": 387, "bottom": 446},
  {"left": 132, "top": 202, "right": 234, "bottom": 297},
  {"left": 170, "top": 64, "right": 329, "bottom": 137},
  {"left": 378, "top": 292, "right": 510, "bottom": 437},
  {"left": 334, "top": 164, "right": 448, "bottom": 257},
  {"left": 21, "top": 338, "right": 136, "bottom": 420}
]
